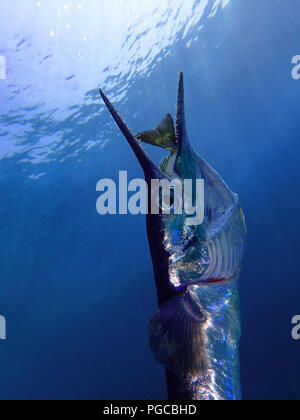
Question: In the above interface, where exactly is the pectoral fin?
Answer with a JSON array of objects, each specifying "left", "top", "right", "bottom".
[
  {"left": 149, "top": 289, "right": 208, "bottom": 378},
  {"left": 136, "top": 114, "right": 177, "bottom": 152}
]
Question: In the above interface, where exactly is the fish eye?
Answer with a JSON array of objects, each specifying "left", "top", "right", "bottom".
[{"left": 159, "top": 187, "right": 176, "bottom": 213}]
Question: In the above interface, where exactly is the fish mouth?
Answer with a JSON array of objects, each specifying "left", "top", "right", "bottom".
[
  {"left": 200, "top": 277, "right": 234, "bottom": 285},
  {"left": 99, "top": 72, "right": 186, "bottom": 179},
  {"left": 199, "top": 265, "right": 242, "bottom": 286}
]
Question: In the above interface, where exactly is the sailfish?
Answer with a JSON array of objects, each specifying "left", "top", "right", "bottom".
[{"left": 99, "top": 73, "right": 246, "bottom": 400}]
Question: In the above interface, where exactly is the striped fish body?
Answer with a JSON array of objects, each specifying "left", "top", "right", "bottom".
[{"left": 149, "top": 200, "right": 246, "bottom": 400}]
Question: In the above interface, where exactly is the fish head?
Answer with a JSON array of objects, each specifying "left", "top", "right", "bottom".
[{"left": 99, "top": 73, "right": 246, "bottom": 304}]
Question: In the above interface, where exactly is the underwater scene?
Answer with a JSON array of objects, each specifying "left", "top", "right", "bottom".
[{"left": 0, "top": 0, "right": 300, "bottom": 401}]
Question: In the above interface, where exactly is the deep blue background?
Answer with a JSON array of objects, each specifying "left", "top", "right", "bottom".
[{"left": 0, "top": 0, "right": 299, "bottom": 400}]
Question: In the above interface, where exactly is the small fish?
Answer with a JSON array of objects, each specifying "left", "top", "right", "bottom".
[{"left": 99, "top": 73, "right": 246, "bottom": 400}]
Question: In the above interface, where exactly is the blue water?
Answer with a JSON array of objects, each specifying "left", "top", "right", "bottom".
[{"left": 0, "top": 0, "right": 299, "bottom": 400}]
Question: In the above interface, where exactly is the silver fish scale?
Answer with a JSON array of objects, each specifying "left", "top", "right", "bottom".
[{"left": 186, "top": 278, "right": 242, "bottom": 400}]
